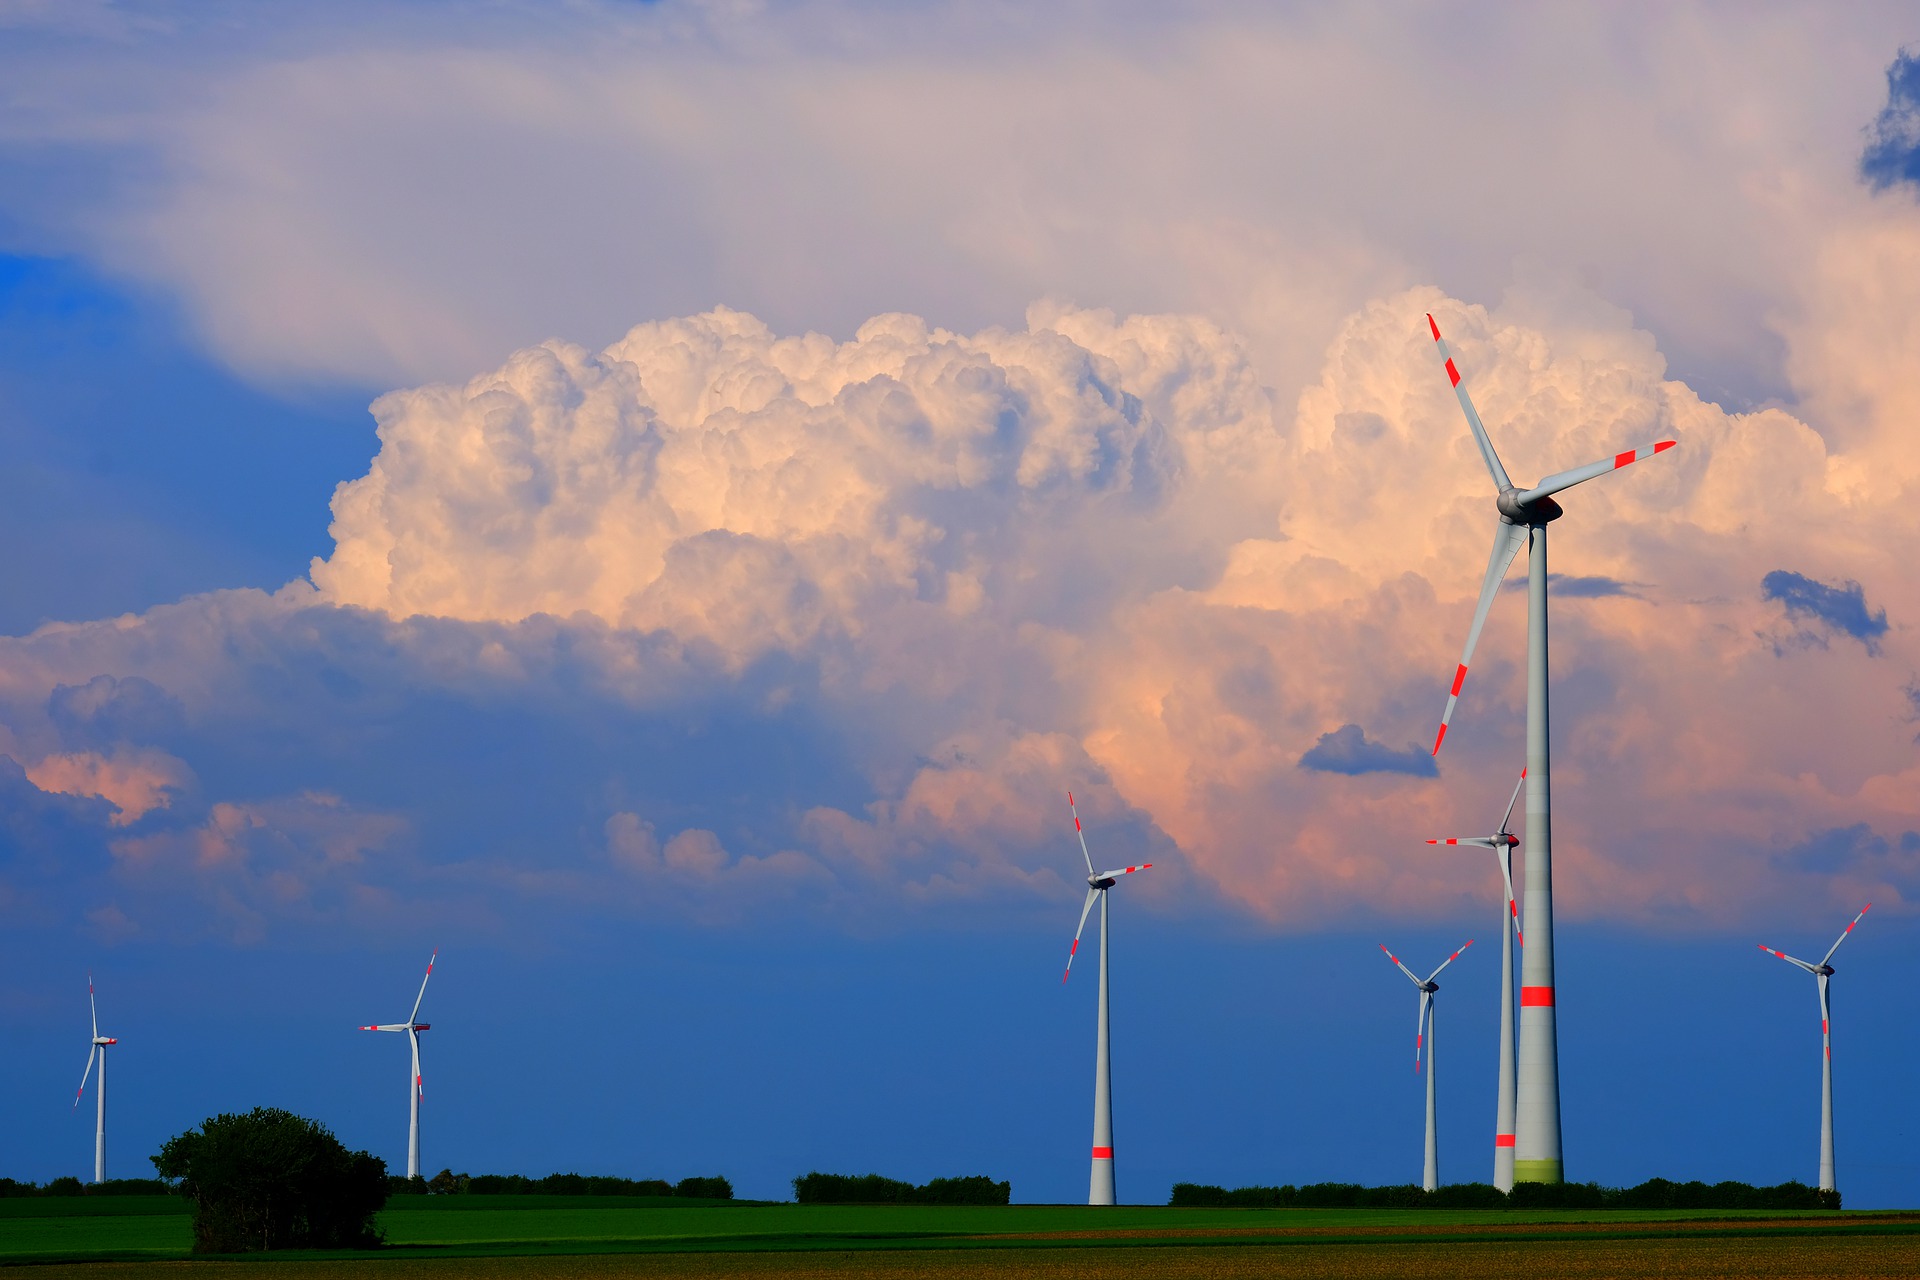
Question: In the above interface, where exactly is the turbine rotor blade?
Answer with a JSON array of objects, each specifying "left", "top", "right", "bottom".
[
  {"left": 1415, "top": 991, "right": 1431, "bottom": 1074},
  {"left": 1821, "top": 904, "right": 1871, "bottom": 966},
  {"left": 1499, "top": 768, "right": 1527, "bottom": 834},
  {"left": 411, "top": 1029, "right": 423, "bottom": 1101},
  {"left": 1516, "top": 439, "right": 1677, "bottom": 504},
  {"left": 1094, "top": 863, "right": 1153, "bottom": 881},
  {"left": 1426, "top": 313, "right": 1513, "bottom": 492},
  {"left": 1427, "top": 938, "right": 1475, "bottom": 983},
  {"left": 1433, "top": 522, "right": 1527, "bottom": 754},
  {"left": 1063, "top": 886, "right": 1100, "bottom": 982},
  {"left": 1500, "top": 851, "right": 1522, "bottom": 947},
  {"left": 1425, "top": 836, "right": 1501, "bottom": 847},
  {"left": 1758, "top": 944, "right": 1819, "bottom": 974},
  {"left": 408, "top": 949, "right": 437, "bottom": 1025},
  {"left": 1380, "top": 943, "right": 1423, "bottom": 987},
  {"left": 89, "top": 973, "right": 98, "bottom": 1041},
  {"left": 1067, "top": 792, "right": 1096, "bottom": 875},
  {"left": 74, "top": 1045, "right": 97, "bottom": 1108},
  {"left": 1819, "top": 975, "right": 1832, "bottom": 1062}
]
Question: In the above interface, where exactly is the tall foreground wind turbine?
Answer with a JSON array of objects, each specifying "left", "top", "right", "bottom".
[
  {"left": 1759, "top": 905, "right": 1870, "bottom": 1194},
  {"left": 1426, "top": 313, "right": 1677, "bottom": 1184},
  {"left": 361, "top": 949, "right": 436, "bottom": 1179},
  {"left": 1427, "top": 769, "right": 1525, "bottom": 1190},
  {"left": 1062, "top": 792, "right": 1151, "bottom": 1206},
  {"left": 72, "top": 974, "right": 117, "bottom": 1183},
  {"left": 1380, "top": 941, "right": 1472, "bottom": 1191}
]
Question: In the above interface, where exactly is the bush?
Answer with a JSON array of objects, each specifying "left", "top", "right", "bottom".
[
  {"left": 793, "top": 1172, "right": 1009, "bottom": 1205},
  {"left": 152, "top": 1108, "right": 388, "bottom": 1253},
  {"left": 1169, "top": 1178, "right": 1839, "bottom": 1210}
]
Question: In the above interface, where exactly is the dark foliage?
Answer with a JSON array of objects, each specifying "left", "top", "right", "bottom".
[
  {"left": 390, "top": 1170, "right": 733, "bottom": 1199},
  {"left": 151, "top": 1108, "right": 388, "bottom": 1253},
  {"left": 1170, "top": 1178, "right": 1840, "bottom": 1210},
  {"left": 0, "top": 1177, "right": 173, "bottom": 1198},
  {"left": 793, "top": 1172, "right": 1010, "bottom": 1205}
]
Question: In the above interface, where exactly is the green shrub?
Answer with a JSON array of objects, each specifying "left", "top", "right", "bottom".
[{"left": 152, "top": 1108, "right": 387, "bottom": 1253}]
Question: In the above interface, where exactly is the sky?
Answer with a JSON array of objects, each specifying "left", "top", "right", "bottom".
[{"left": 2, "top": 0, "right": 1920, "bottom": 1207}]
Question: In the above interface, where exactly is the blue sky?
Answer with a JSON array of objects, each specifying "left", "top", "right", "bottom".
[{"left": 3, "top": 3, "right": 1920, "bottom": 1208}]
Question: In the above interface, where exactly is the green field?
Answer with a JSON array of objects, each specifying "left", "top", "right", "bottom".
[{"left": 5, "top": 1195, "right": 1918, "bottom": 1277}]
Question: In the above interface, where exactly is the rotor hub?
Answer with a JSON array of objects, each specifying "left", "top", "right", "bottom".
[
  {"left": 1817, "top": 965, "right": 1834, "bottom": 977},
  {"left": 1496, "top": 489, "right": 1563, "bottom": 525}
]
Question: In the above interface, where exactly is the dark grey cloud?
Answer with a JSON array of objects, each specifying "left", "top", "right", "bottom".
[
  {"left": 1862, "top": 47, "right": 1920, "bottom": 195},
  {"left": 1504, "top": 573, "right": 1635, "bottom": 599},
  {"left": 1762, "top": 570, "right": 1888, "bottom": 653},
  {"left": 1298, "top": 724, "right": 1437, "bottom": 778}
]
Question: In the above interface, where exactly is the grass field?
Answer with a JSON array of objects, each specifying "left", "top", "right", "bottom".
[{"left": 5, "top": 1196, "right": 1918, "bottom": 1277}]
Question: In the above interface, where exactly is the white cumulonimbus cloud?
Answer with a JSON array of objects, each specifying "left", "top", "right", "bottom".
[{"left": 6, "top": 278, "right": 1917, "bottom": 939}]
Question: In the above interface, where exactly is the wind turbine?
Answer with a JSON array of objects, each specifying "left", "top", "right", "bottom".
[
  {"left": 361, "top": 949, "right": 436, "bottom": 1179},
  {"left": 72, "top": 974, "right": 117, "bottom": 1183},
  {"left": 1380, "top": 940, "right": 1473, "bottom": 1192},
  {"left": 1759, "top": 905, "right": 1870, "bottom": 1195},
  {"left": 1427, "top": 768, "right": 1525, "bottom": 1190},
  {"left": 1425, "top": 312, "right": 1677, "bottom": 1184},
  {"left": 1062, "top": 791, "right": 1151, "bottom": 1206}
]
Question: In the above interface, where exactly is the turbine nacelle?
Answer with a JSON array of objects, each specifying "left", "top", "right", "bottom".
[{"left": 92, "top": 1037, "right": 117, "bottom": 1046}]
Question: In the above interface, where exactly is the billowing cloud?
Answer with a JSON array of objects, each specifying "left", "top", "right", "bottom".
[
  {"left": 2, "top": 264, "right": 1918, "bottom": 942},
  {"left": 25, "top": 747, "right": 191, "bottom": 825}
]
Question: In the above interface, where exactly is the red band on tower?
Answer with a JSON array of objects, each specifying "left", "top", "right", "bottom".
[{"left": 1521, "top": 986, "right": 1555, "bottom": 1006}]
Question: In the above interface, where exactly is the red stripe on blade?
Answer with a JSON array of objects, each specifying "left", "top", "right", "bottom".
[
  {"left": 1653, "top": 440, "right": 1675, "bottom": 452},
  {"left": 1451, "top": 664, "right": 1468, "bottom": 696},
  {"left": 1521, "top": 986, "right": 1555, "bottom": 1006},
  {"left": 1432, "top": 724, "right": 1448, "bottom": 754},
  {"left": 1615, "top": 450, "right": 1636, "bottom": 468},
  {"left": 1445, "top": 359, "right": 1461, "bottom": 387},
  {"left": 1427, "top": 314, "right": 1441, "bottom": 341}
]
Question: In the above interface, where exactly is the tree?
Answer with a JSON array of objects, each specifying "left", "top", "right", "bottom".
[{"left": 152, "top": 1108, "right": 388, "bottom": 1253}]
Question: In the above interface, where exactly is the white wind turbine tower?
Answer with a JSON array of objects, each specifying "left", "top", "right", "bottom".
[
  {"left": 1425, "top": 312, "right": 1678, "bottom": 1184},
  {"left": 1426, "top": 768, "right": 1525, "bottom": 1190},
  {"left": 72, "top": 974, "right": 117, "bottom": 1183},
  {"left": 1759, "top": 905, "right": 1870, "bottom": 1195},
  {"left": 1062, "top": 791, "right": 1152, "bottom": 1206},
  {"left": 361, "top": 949, "right": 437, "bottom": 1179},
  {"left": 1380, "top": 940, "right": 1473, "bottom": 1192}
]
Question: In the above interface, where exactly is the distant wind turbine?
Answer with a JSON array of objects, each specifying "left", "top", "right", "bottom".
[
  {"left": 1426, "top": 768, "right": 1525, "bottom": 1190},
  {"left": 1381, "top": 940, "right": 1472, "bottom": 1192},
  {"left": 1062, "top": 792, "right": 1151, "bottom": 1207},
  {"left": 361, "top": 949, "right": 437, "bottom": 1179},
  {"left": 1759, "top": 905, "right": 1870, "bottom": 1194},
  {"left": 1425, "top": 312, "right": 1678, "bottom": 1184},
  {"left": 72, "top": 974, "right": 117, "bottom": 1184}
]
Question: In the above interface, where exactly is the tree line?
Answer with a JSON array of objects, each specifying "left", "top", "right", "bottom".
[
  {"left": 401, "top": 1170, "right": 732, "bottom": 1198},
  {"left": 1169, "top": 1178, "right": 1842, "bottom": 1210},
  {"left": 792, "top": 1172, "right": 1011, "bottom": 1205}
]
